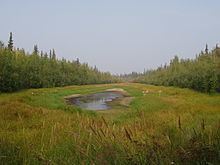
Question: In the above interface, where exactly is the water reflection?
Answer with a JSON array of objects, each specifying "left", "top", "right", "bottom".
[{"left": 67, "top": 92, "right": 123, "bottom": 110}]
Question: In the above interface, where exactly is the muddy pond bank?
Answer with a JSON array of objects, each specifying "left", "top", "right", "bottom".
[{"left": 65, "top": 88, "right": 133, "bottom": 110}]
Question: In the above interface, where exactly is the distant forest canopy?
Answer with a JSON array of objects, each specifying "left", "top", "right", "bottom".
[
  {"left": 0, "top": 33, "right": 118, "bottom": 92},
  {"left": 120, "top": 44, "right": 220, "bottom": 93}
]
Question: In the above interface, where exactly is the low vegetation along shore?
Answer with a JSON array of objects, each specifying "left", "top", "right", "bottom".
[{"left": 0, "top": 83, "right": 220, "bottom": 164}]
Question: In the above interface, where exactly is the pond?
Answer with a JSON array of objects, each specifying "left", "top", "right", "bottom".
[{"left": 66, "top": 92, "right": 124, "bottom": 110}]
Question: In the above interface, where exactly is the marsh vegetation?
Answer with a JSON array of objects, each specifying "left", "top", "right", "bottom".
[{"left": 0, "top": 83, "right": 220, "bottom": 164}]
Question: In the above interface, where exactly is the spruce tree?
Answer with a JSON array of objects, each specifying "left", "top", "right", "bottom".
[
  {"left": 33, "top": 45, "right": 39, "bottom": 55},
  {"left": 205, "top": 44, "right": 209, "bottom": 54},
  {"left": 52, "top": 49, "right": 56, "bottom": 60},
  {"left": 8, "top": 32, "right": 13, "bottom": 51},
  {"left": 40, "top": 51, "right": 43, "bottom": 58},
  {"left": 44, "top": 52, "right": 48, "bottom": 59},
  {"left": 76, "top": 58, "right": 80, "bottom": 65},
  {"left": 49, "top": 50, "right": 52, "bottom": 59}
]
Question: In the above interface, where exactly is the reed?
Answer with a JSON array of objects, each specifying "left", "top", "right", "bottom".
[{"left": 0, "top": 83, "right": 220, "bottom": 164}]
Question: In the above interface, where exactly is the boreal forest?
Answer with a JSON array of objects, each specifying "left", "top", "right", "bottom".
[
  {"left": 0, "top": 33, "right": 117, "bottom": 92},
  {"left": 121, "top": 44, "right": 220, "bottom": 93}
]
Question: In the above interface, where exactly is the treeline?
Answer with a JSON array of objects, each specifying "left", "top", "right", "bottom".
[
  {"left": 136, "top": 45, "right": 220, "bottom": 93},
  {"left": 0, "top": 33, "right": 118, "bottom": 92}
]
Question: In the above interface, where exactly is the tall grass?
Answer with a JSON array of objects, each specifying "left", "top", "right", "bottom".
[{"left": 0, "top": 83, "right": 220, "bottom": 164}]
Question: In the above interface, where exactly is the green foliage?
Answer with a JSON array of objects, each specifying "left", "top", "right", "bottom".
[
  {"left": 0, "top": 38, "right": 118, "bottom": 92},
  {"left": 0, "top": 83, "right": 220, "bottom": 164},
  {"left": 33, "top": 45, "right": 39, "bottom": 55},
  {"left": 136, "top": 46, "right": 220, "bottom": 93},
  {"left": 7, "top": 32, "right": 13, "bottom": 51}
]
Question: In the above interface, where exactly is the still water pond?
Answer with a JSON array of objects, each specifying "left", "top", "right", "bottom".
[{"left": 67, "top": 92, "right": 123, "bottom": 110}]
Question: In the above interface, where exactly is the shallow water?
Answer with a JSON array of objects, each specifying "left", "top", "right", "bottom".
[{"left": 67, "top": 92, "right": 123, "bottom": 110}]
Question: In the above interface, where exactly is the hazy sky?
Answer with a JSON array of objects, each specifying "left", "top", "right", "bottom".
[{"left": 1, "top": 0, "right": 220, "bottom": 74}]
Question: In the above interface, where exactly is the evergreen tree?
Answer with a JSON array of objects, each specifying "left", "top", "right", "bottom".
[
  {"left": 205, "top": 44, "right": 209, "bottom": 54},
  {"left": 33, "top": 45, "right": 39, "bottom": 55},
  {"left": 8, "top": 32, "right": 13, "bottom": 51},
  {"left": 134, "top": 45, "right": 220, "bottom": 93},
  {"left": 52, "top": 49, "right": 56, "bottom": 60},
  {"left": 0, "top": 36, "right": 117, "bottom": 92},
  {"left": 76, "top": 58, "right": 80, "bottom": 65},
  {"left": 49, "top": 50, "right": 52, "bottom": 59},
  {"left": 40, "top": 51, "right": 43, "bottom": 58}
]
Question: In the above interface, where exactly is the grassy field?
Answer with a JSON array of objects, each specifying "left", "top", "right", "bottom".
[{"left": 0, "top": 83, "right": 220, "bottom": 164}]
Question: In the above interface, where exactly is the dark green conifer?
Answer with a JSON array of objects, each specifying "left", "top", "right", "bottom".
[
  {"left": 8, "top": 32, "right": 13, "bottom": 51},
  {"left": 52, "top": 49, "right": 56, "bottom": 60},
  {"left": 205, "top": 44, "right": 209, "bottom": 54},
  {"left": 76, "top": 58, "right": 80, "bottom": 65},
  {"left": 49, "top": 50, "right": 52, "bottom": 59},
  {"left": 40, "top": 51, "right": 43, "bottom": 58},
  {"left": 33, "top": 45, "right": 39, "bottom": 55}
]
